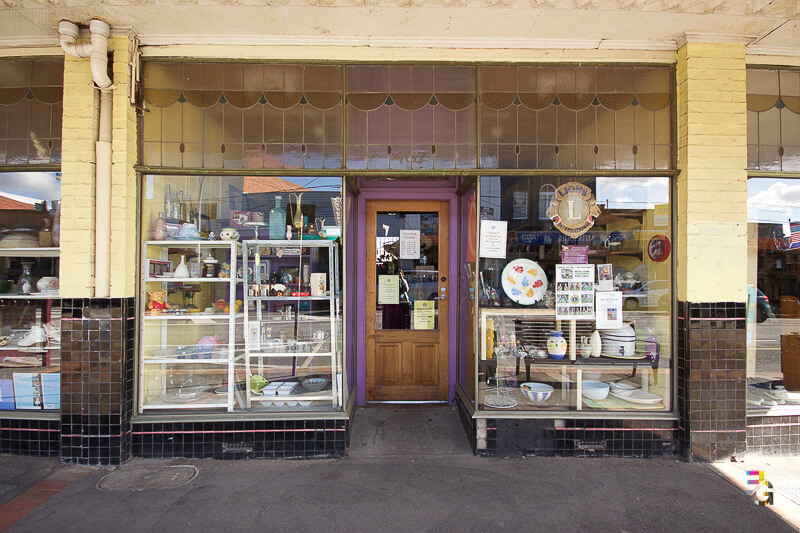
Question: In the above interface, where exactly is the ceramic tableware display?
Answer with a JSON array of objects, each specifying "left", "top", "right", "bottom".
[
  {"left": 547, "top": 331, "right": 567, "bottom": 359},
  {"left": 598, "top": 323, "right": 638, "bottom": 357},
  {"left": 581, "top": 380, "right": 610, "bottom": 401},
  {"left": 500, "top": 258, "right": 548, "bottom": 305}
]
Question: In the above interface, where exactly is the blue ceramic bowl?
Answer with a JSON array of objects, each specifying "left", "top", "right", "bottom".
[{"left": 520, "top": 382, "right": 554, "bottom": 403}]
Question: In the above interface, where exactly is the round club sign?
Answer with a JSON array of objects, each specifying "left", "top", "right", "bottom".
[{"left": 546, "top": 182, "right": 601, "bottom": 238}]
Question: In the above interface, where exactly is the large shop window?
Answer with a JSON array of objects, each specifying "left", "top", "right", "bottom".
[
  {"left": 476, "top": 176, "right": 672, "bottom": 412},
  {"left": 0, "top": 172, "right": 61, "bottom": 412},
  {"left": 139, "top": 175, "right": 344, "bottom": 413},
  {"left": 747, "top": 177, "right": 800, "bottom": 411}
]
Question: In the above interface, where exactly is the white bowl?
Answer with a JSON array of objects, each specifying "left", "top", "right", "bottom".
[
  {"left": 581, "top": 380, "right": 610, "bottom": 401},
  {"left": 520, "top": 382, "right": 554, "bottom": 403}
]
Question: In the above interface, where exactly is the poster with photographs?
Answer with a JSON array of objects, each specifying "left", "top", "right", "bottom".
[{"left": 555, "top": 264, "right": 595, "bottom": 320}]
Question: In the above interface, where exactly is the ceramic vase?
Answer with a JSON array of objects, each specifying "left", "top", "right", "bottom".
[
  {"left": 174, "top": 255, "right": 190, "bottom": 278},
  {"left": 589, "top": 330, "right": 602, "bottom": 357},
  {"left": 578, "top": 336, "right": 592, "bottom": 358},
  {"left": 547, "top": 331, "right": 567, "bottom": 359}
]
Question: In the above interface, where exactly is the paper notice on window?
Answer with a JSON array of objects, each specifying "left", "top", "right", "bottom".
[
  {"left": 654, "top": 204, "right": 669, "bottom": 227},
  {"left": 399, "top": 230, "right": 420, "bottom": 259},
  {"left": 555, "top": 264, "right": 595, "bottom": 321},
  {"left": 378, "top": 275, "right": 400, "bottom": 305},
  {"left": 413, "top": 300, "right": 435, "bottom": 330},
  {"left": 41, "top": 374, "right": 60, "bottom": 410},
  {"left": 595, "top": 291, "right": 623, "bottom": 329},
  {"left": 479, "top": 220, "right": 508, "bottom": 259}
]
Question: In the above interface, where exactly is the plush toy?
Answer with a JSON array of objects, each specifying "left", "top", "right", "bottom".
[{"left": 147, "top": 290, "right": 171, "bottom": 313}]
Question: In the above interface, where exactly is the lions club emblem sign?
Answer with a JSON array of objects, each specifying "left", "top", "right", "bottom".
[{"left": 546, "top": 182, "right": 601, "bottom": 238}]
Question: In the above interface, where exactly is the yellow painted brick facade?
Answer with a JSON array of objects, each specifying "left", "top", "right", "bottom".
[
  {"left": 60, "top": 54, "right": 98, "bottom": 297},
  {"left": 109, "top": 35, "right": 140, "bottom": 297},
  {"left": 676, "top": 42, "right": 748, "bottom": 303},
  {"left": 59, "top": 35, "right": 139, "bottom": 298}
]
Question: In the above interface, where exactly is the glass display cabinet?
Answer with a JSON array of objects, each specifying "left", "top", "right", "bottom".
[
  {"left": 138, "top": 240, "right": 240, "bottom": 411},
  {"left": 479, "top": 308, "right": 668, "bottom": 412},
  {"left": 241, "top": 240, "right": 342, "bottom": 410}
]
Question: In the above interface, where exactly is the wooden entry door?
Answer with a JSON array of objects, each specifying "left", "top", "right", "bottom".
[{"left": 366, "top": 200, "right": 449, "bottom": 402}]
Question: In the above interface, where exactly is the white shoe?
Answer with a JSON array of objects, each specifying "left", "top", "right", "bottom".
[
  {"left": 17, "top": 325, "right": 46, "bottom": 351},
  {"left": 43, "top": 322, "right": 60, "bottom": 344}
]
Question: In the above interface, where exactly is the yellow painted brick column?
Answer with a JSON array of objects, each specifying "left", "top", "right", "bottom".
[
  {"left": 109, "top": 35, "right": 139, "bottom": 298},
  {"left": 676, "top": 41, "right": 748, "bottom": 303},
  {"left": 59, "top": 54, "right": 97, "bottom": 297}
]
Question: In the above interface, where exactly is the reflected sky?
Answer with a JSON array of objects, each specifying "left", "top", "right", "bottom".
[
  {"left": 0, "top": 172, "right": 61, "bottom": 203},
  {"left": 748, "top": 178, "right": 800, "bottom": 231}
]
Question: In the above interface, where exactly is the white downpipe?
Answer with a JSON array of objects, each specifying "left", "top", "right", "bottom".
[{"left": 58, "top": 19, "right": 113, "bottom": 297}]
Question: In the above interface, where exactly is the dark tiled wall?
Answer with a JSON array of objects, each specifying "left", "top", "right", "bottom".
[
  {"left": 131, "top": 419, "right": 348, "bottom": 459},
  {"left": 677, "top": 301, "right": 747, "bottom": 461},
  {"left": 60, "top": 298, "right": 136, "bottom": 465},
  {"left": 479, "top": 418, "right": 677, "bottom": 458},
  {"left": 747, "top": 415, "right": 800, "bottom": 456},
  {"left": 0, "top": 417, "right": 60, "bottom": 456}
]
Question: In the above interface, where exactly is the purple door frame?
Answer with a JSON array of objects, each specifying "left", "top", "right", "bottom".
[{"left": 355, "top": 187, "right": 459, "bottom": 406}]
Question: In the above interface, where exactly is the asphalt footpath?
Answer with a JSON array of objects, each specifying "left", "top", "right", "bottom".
[{"left": 0, "top": 407, "right": 794, "bottom": 532}]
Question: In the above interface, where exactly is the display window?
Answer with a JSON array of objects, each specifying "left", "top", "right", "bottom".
[
  {"left": 139, "top": 174, "right": 344, "bottom": 413},
  {"left": 0, "top": 172, "right": 61, "bottom": 412},
  {"left": 746, "top": 177, "right": 800, "bottom": 411},
  {"left": 476, "top": 176, "right": 672, "bottom": 412}
]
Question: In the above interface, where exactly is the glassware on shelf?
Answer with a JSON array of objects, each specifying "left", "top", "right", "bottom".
[
  {"left": 18, "top": 262, "right": 34, "bottom": 294},
  {"left": 269, "top": 195, "right": 286, "bottom": 239},
  {"left": 152, "top": 212, "right": 167, "bottom": 240}
]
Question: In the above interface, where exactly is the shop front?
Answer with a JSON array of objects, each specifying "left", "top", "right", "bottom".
[{"left": 0, "top": 9, "right": 796, "bottom": 463}]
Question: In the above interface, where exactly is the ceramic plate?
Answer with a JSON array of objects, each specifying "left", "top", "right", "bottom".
[
  {"left": 610, "top": 389, "right": 662, "bottom": 404},
  {"left": 501, "top": 259, "right": 548, "bottom": 305}
]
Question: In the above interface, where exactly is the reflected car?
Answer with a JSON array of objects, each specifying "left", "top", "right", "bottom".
[
  {"left": 756, "top": 289, "right": 773, "bottom": 323},
  {"left": 621, "top": 280, "right": 670, "bottom": 311}
]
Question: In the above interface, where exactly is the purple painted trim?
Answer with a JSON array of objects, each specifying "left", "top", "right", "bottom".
[{"left": 355, "top": 188, "right": 459, "bottom": 406}]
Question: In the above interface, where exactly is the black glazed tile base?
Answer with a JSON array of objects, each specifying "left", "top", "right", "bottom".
[
  {"left": 748, "top": 415, "right": 800, "bottom": 456},
  {"left": 488, "top": 418, "right": 677, "bottom": 458},
  {"left": 0, "top": 417, "right": 60, "bottom": 457},
  {"left": 131, "top": 419, "right": 348, "bottom": 459},
  {"left": 59, "top": 298, "right": 136, "bottom": 466},
  {"left": 677, "top": 301, "right": 747, "bottom": 461}
]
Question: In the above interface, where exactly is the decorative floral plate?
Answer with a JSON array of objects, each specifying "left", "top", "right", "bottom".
[{"left": 501, "top": 259, "right": 548, "bottom": 305}]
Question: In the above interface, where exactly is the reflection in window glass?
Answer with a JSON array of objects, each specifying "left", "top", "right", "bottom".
[
  {"left": 0, "top": 172, "right": 62, "bottom": 411},
  {"left": 747, "top": 177, "right": 800, "bottom": 410},
  {"left": 477, "top": 176, "right": 672, "bottom": 413}
]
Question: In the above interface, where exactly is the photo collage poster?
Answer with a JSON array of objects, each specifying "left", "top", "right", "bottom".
[{"left": 555, "top": 264, "right": 595, "bottom": 320}]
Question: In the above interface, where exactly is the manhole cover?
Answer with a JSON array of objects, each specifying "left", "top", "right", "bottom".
[
  {"left": 0, "top": 483, "right": 18, "bottom": 497},
  {"left": 97, "top": 465, "right": 198, "bottom": 491}
]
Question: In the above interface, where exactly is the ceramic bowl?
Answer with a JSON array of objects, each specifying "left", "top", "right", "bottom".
[
  {"left": 581, "top": 380, "right": 610, "bottom": 401},
  {"left": 520, "top": 382, "right": 554, "bottom": 403}
]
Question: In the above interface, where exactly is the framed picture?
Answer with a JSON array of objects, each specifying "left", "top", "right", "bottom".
[
  {"left": 230, "top": 210, "right": 251, "bottom": 227},
  {"left": 278, "top": 266, "right": 300, "bottom": 285}
]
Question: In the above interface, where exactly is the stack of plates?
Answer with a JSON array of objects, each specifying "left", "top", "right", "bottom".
[{"left": 598, "top": 326, "right": 636, "bottom": 357}]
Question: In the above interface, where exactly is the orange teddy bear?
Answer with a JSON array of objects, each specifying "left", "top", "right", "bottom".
[{"left": 147, "top": 290, "right": 171, "bottom": 314}]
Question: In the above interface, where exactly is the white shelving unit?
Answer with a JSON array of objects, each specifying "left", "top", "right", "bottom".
[
  {"left": 242, "top": 240, "right": 341, "bottom": 409},
  {"left": 138, "top": 240, "right": 239, "bottom": 411}
]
